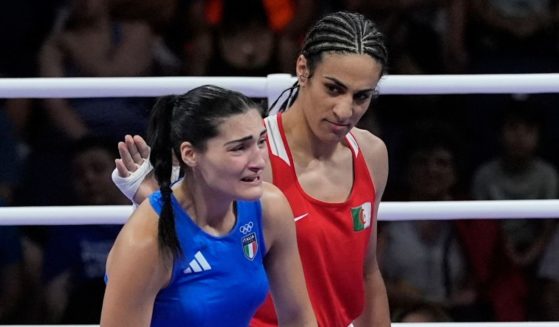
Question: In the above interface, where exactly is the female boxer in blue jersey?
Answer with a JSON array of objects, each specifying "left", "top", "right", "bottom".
[
  {"left": 111, "top": 11, "right": 391, "bottom": 327},
  {"left": 100, "top": 85, "right": 316, "bottom": 327}
]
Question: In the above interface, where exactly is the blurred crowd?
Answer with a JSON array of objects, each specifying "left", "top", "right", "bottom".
[{"left": 0, "top": 0, "right": 558, "bottom": 323}]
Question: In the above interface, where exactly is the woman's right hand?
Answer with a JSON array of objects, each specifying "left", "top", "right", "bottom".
[
  {"left": 113, "top": 135, "right": 158, "bottom": 205},
  {"left": 115, "top": 135, "right": 151, "bottom": 177}
]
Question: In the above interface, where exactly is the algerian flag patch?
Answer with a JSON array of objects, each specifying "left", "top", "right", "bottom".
[{"left": 351, "top": 202, "right": 372, "bottom": 231}]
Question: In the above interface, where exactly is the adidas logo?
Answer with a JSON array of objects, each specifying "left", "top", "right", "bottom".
[{"left": 183, "top": 251, "right": 212, "bottom": 274}]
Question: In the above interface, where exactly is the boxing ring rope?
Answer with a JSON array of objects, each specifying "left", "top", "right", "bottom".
[
  {"left": 1, "top": 74, "right": 558, "bottom": 326},
  {"left": 1, "top": 73, "right": 559, "bottom": 103},
  {"left": 1, "top": 200, "right": 559, "bottom": 225},
  {"left": 2, "top": 74, "right": 559, "bottom": 225}
]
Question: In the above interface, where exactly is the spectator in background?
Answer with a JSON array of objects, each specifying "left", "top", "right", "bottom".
[
  {"left": 38, "top": 0, "right": 156, "bottom": 141},
  {"left": 0, "top": 107, "right": 21, "bottom": 207},
  {"left": 464, "top": 0, "right": 559, "bottom": 171},
  {"left": 537, "top": 224, "right": 559, "bottom": 320},
  {"left": 110, "top": 0, "right": 182, "bottom": 76},
  {"left": 467, "top": 0, "right": 559, "bottom": 74},
  {"left": 325, "top": 0, "right": 468, "bottom": 74},
  {"left": 471, "top": 98, "right": 557, "bottom": 269},
  {"left": 380, "top": 121, "right": 486, "bottom": 322},
  {"left": 455, "top": 216, "right": 530, "bottom": 321},
  {"left": 182, "top": 0, "right": 316, "bottom": 76},
  {"left": 19, "top": 0, "right": 158, "bottom": 207},
  {"left": 472, "top": 97, "right": 558, "bottom": 201},
  {"left": 0, "top": 1, "right": 63, "bottom": 191},
  {"left": 184, "top": 0, "right": 284, "bottom": 76},
  {"left": 0, "top": 0, "right": 63, "bottom": 78},
  {"left": 41, "top": 136, "right": 127, "bottom": 323},
  {"left": 0, "top": 227, "right": 24, "bottom": 323},
  {"left": 0, "top": 103, "right": 24, "bottom": 323},
  {"left": 471, "top": 97, "right": 559, "bottom": 320}
]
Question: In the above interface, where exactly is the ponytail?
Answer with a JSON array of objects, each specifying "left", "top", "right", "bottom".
[
  {"left": 267, "top": 81, "right": 299, "bottom": 116},
  {"left": 148, "top": 95, "right": 182, "bottom": 258},
  {"left": 145, "top": 85, "right": 259, "bottom": 258}
]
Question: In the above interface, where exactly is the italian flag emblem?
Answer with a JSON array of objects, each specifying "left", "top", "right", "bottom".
[
  {"left": 351, "top": 202, "right": 372, "bottom": 231},
  {"left": 242, "top": 233, "right": 258, "bottom": 260}
]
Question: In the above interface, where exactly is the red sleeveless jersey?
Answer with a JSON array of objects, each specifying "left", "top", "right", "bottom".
[{"left": 251, "top": 114, "right": 377, "bottom": 327}]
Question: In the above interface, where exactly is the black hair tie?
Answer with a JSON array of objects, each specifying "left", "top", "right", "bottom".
[
  {"left": 161, "top": 185, "right": 172, "bottom": 200},
  {"left": 267, "top": 81, "right": 299, "bottom": 116}
]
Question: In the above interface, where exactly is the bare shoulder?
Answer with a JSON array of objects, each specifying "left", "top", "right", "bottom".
[
  {"left": 260, "top": 182, "right": 286, "bottom": 202},
  {"left": 351, "top": 128, "right": 388, "bottom": 167},
  {"left": 103, "top": 199, "right": 170, "bottom": 321},
  {"left": 259, "top": 182, "right": 295, "bottom": 255},
  {"left": 107, "top": 199, "right": 165, "bottom": 274},
  {"left": 350, "top": 127, "right": 389, "bottom": 193},
  {"left": 260, "top": 182, "right": 292, "bottom": 218},
  {"left": 117, "top": 200, "right": 159, "bottom": 248}
]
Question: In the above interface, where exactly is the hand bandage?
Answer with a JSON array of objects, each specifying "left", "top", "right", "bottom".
[
  {"left": 171, "top": 165, "right": 181, "bottom": 185},
  {"left": 112, "top": 159, "right": 182, "bottom": 204},
  {"left": 111, "top": 159, "right": 154, "bottom": 203}
]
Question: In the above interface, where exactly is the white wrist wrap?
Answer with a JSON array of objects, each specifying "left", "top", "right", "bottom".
[
  {"left": 171, "top": 165, "right": 181, "bottom": 184},
  {"left": 111, "top": 159, "right": 154, "bottom": 203}
]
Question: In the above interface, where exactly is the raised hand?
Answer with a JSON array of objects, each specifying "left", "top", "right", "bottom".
[
  {"left": 115, "top": 135, "right": 150, "bottom": 177},
  {"left": 112, "top": 134, "right": 158, "bottom": 205}
]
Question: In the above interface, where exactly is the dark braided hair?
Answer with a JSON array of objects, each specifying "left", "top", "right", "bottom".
[
  {"left": 269, "top": 11, "right": 388, "bottom": 114},
  {"left": 148, "top": 85, "right": 260, "bottom": 258},
  {"left": 302, "top": 11, "right": 388, "bottom": 76}
]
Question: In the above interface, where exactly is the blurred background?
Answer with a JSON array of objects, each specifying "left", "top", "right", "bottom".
[{"left": 0, "top": 0, "right": 558, "bottom": 323}]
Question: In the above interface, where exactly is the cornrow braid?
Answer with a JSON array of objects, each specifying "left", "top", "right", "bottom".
[
  {"left": 301, "top": 11, "right": 388, "bottom": 76},
  {"left": 268, "top": 11, "right": 388, "bottom": 114}
]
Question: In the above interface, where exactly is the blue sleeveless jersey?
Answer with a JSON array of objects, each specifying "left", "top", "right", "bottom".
[{"left": 149, "top": 191, "right": 269, "bottom": 327}]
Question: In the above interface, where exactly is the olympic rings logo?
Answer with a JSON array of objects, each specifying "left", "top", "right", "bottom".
[{"left": 239, "top": 222, "right": 254, "bottom": 234}]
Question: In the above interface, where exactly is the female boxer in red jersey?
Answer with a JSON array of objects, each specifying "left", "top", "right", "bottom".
[{"left": 113, "top": 11, "right": 390, "bottom": 327}]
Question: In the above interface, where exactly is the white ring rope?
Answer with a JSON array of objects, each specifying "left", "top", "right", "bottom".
[
  {"left": 1, "top": 75, "right": 558, "bottom": 325},
  {"left": 1, "top": 200, "right": 558, "bottom": 225},
  {"left": 1, "top": 73, "right": 559, "bottom": 100},
  {"left": 1, "top": 73, "right": 558, "bottom": 226}
]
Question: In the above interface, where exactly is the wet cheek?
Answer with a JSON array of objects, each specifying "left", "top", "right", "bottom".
[
  {"left": 216, "top": 161, "right": 242, "bottom": 179},
  {"left": 259, "top": 148, "right": 269, "bottom": 163}
]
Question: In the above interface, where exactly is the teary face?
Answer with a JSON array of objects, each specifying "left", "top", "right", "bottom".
[{"left": 187, "top": 108, "right": 268, "bottom": 201}]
